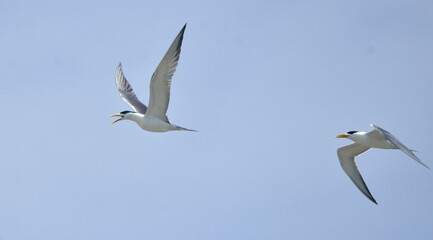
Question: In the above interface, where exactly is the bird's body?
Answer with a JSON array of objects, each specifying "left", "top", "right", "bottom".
[
  {"left": 336, "top": 124, "right": 429, "bottom": 204},
  {"left": 110, "top": 24, "right": 195, "bottom": 133},
  {"left": 139, "top": 116, "right": 175, "bottom": 132},
  {"left": 345, "top": 131, "right": 397, "bottom": 149},
  {"left": 134, "top": 113, "right": 193, "bottom": 132},
  {"left": 117, "top": 112, "right": 173, "bottom": 132}
]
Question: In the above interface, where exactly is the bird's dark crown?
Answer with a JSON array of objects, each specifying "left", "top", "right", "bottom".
[
  {"left": 120, "top": 110, "right": 134, "bottom": 114},
  {"left": 347, "top": 131, "right": 359, "bottom": 134}
]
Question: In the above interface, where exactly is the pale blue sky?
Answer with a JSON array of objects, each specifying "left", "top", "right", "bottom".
[{"left": 1, "top": 0, "right": 433, "bottom": 239}]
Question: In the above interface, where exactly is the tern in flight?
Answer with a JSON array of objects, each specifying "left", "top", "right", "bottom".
[
  {"left": 335, "top": 124, "right": 429, "bottom": 204},
  {"left": 110, "top": 24, "right": 195, "bottom": 132}
]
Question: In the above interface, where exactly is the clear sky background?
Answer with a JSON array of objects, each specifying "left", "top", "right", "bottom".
[{"left": 1, "top": 0, "right": 433, "bottom": 239}]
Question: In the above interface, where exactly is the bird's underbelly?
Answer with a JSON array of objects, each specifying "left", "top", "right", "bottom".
[
  {"left": 138, "top": 118, "right": 173, "bottom": 132},
  {"left": 357, "top": 138, "right": 396, "bottom": 149}
]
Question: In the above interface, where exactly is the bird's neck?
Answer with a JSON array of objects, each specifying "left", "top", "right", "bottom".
[{"left": 125, "top": 113, "right": 145, "bottom": 124}]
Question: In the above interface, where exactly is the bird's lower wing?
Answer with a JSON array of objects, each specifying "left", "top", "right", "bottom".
[
  {"left": 370, "top": 124, "right": 430, "bottom": 169},
  {"left": 337, "top": 143, "right": 377, "bottom": 204}
]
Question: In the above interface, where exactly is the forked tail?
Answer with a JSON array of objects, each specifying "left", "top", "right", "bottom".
[{"left": 173, "top": 125, "right": 197, "bottom": 132}]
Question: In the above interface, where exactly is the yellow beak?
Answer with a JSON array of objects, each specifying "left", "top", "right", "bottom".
[
  {"left": 109, "top": 114, "right": 123, "bottom": 124},
  {"left": 335, "top": 133, "right": 348, "bottom": 138}
]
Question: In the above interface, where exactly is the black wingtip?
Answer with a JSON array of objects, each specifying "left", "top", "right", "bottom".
[
  {"left": 180, "top": 23, "right": 187, "bottom": 33},
  {"left": 363, "top": 188, "right": 377, "bottom": 205}
]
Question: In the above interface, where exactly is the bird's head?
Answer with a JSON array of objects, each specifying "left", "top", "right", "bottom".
[
  {"left": 109, "top": 110, "right": 134, "bottom": 124},
  {"left": 335, "top": 131, "right": 360, "bottom": 139}
]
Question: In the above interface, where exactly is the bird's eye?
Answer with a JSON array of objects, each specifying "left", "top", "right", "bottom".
[
  {"left": 347, "top": 131, "right": 358, "bottom": 134},
  {"left": 120, "top": 110, "right": 133, "bottom": 114}
]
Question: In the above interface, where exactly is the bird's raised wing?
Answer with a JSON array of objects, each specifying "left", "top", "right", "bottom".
[
  {"left": 115, "top": 63, "right": 148, "bottom": 114},
  {"left": 337, "top": 143, "right": 377, "bottom": 204},
  {"left": 371, "top": 124, "right": 430, "bottom": 169},
  {"left": 145, "top": 24, "right": 186, "bottom": 122}
]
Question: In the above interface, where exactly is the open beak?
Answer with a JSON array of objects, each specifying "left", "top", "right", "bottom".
[
  {"left": 109, "top": 114, "right": 124, "bottom": 124},
  {"left": 335, "top": 133, "right": 348, "bottom": 138}
]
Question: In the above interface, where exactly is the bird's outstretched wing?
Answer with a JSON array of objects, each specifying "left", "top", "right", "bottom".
[
  {"left": 371, "top": 124, "right": 430, "bottom": 169},
  {"left": 115, "top": 63, "right": 148, "bottom": 114},
  {"left": 146, "top": 24, "right": 186, "bottom": 122},
  {"left": 337, "top": 143, "right": 377, "bottom": 204}
]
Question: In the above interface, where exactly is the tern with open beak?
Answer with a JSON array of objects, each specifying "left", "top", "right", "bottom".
[{"left": 109, "top": 24, "right": 195, "bottom": 132}]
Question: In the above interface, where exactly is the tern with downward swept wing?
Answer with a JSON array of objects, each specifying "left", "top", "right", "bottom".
[{"left": 336, "top": 124, "right": 429, "bottom": 204}]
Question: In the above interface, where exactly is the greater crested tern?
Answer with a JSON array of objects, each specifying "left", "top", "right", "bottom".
[
  {"left": 335, "top": 124, "right": 429, "bottom": 204},
  {"left": 110, "top": 24, "right": 195, "bottom": 132}
]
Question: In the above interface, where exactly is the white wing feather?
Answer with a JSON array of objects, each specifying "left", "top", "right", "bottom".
[
  {"left": 115, "top": 63, "right": 148, "bottom": 114},
  {"left": 371, "top": 124, "right": 430, "bottom": 169},
  {"left": 337, "top": 143, "right": 377, "bottom": 204},
  {"left": 145, "top": 24, "right": 186, "bottom": 122}
]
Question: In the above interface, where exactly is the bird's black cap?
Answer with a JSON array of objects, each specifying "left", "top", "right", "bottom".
[{"left": 347, "top": 131, "right": 359, "bottom": 134}]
